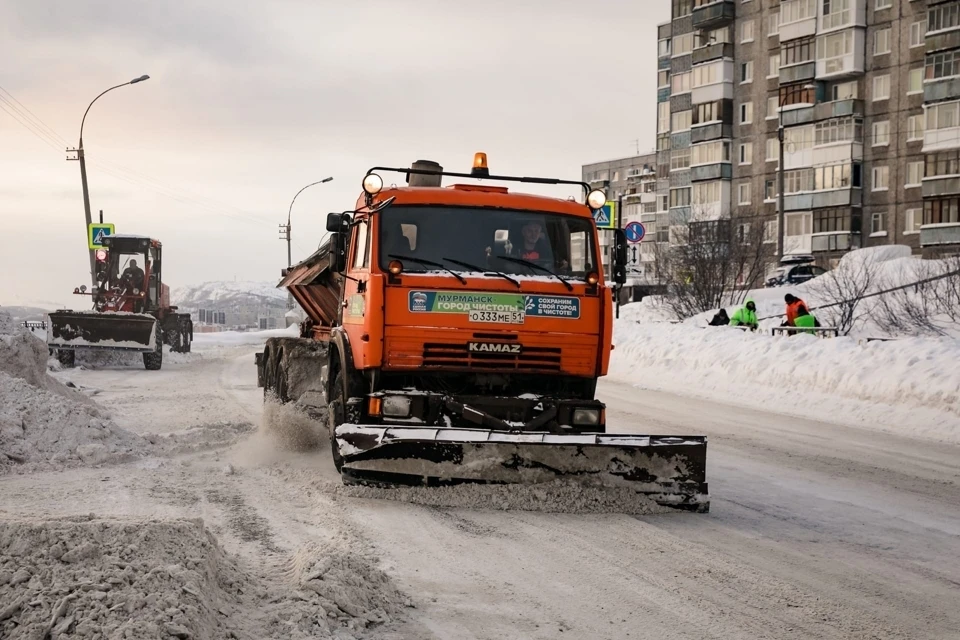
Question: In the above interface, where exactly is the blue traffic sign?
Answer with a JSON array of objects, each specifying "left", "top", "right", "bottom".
[
  {"left": 593, "top": 201, "right": 617, "bottom": 230},
  {"left": 87, "top": 223, "right": 115, "bottom": 249},
  {"left": 624, "top": 221, "right": 646, "bottom": 243}
]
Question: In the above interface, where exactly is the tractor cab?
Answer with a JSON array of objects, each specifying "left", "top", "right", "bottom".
[{"left": 84, "top": 235, "right": 163, "bottom": 313}]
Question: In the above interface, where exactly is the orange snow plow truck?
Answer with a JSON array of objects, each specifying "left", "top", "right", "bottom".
[{"left": 256, "top": 155, "right": 709, "bottom": 511}]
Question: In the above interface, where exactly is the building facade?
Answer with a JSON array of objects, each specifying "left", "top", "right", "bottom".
[
  {"left": 581, "top": 152, "right": 662, "bottom": 296},
  {"left": 654, "top": 0, "right": 960, "bottom": 272}
]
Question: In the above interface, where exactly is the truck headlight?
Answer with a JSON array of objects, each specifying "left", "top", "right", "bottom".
[
  {"left": 572, "top": 408, "right": 601, "bottom": 426},
  {"left": 382, "top": 395, "right": 412, "bottom": 418}
]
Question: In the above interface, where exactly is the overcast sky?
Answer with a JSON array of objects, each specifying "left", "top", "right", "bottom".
[{"left": 0, "top": 0, "right": 669, "bottom": 307}]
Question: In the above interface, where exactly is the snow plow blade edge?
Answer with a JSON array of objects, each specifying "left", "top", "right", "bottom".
[
  {"left": 336, "top": 425, "right": 709, "bottom": 512},
  {"left": 47, "top": 311, "right": 158, "bottom": 352}
]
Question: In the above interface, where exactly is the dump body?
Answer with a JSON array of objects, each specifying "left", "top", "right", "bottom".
[{"left": 259, "top": 159, "right": 709, "bottom": 511}]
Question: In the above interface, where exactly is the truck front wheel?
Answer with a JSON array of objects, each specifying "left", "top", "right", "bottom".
[{"left": 328, "top": 371, "right": 346, "bottom": 472}]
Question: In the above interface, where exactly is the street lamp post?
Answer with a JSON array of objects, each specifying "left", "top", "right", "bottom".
[
  {"left": 776, "top": 83, "right": 817, "bottom": 262},
  {"left": 281, "top": 177, "right": 333, "bottom": 309},
  {"left": 71, "top": 75, "right": 150, "bottom": 289}
]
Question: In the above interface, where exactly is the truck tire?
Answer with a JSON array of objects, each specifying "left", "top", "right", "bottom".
[
  {"left": 143, "top": 324, "right": 163, "bottom": 370},
  {"left": 328, "top": 372, "right": 346, "bottom": 472},
  {"left": 273, "top": 360, "right": 289, "bottom": 404},
  {"left": 57, "top": 349, "right": 75, "bottom": 368}
]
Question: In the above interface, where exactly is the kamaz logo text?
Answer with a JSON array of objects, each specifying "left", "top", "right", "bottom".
[{"left": 467, "top": 342, "right": 522, "bottom": 354}]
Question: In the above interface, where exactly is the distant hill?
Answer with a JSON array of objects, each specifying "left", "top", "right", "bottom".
[
  {"left": 171, "top": 281, "right": 287, "bottom": 313},
  {"left": 0, "top": 305, "right": 51, "bottom": 322}
]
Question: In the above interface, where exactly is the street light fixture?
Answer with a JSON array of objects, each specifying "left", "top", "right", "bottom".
[
  {"left": 73, "top": 75, "right": 151, "bottom": 288},
  {"left": 777, "top": 83, "right": 818, "bottom": 262},
  {"left": 280, "top": 177, "right": 333, "bottom": 309}
]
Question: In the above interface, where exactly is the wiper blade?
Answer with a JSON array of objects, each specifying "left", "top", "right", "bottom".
[
  {"left": 496, "top": 256, "right": 573, "bottom": 291},
  {"left": 388, "top": 254, "right": 467, "bottom": 285},
  {"left": 442, "top": 257, "right": 520, "bottom": 289}
]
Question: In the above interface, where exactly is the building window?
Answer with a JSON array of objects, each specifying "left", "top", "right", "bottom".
[
  {"left": 815, "top": 164, "right": 859, "bottom": 190},
  {"left": 670, "top": 187, "right": 691, "bottom": 208},
  {"left": 769, "top": 54, "right": 781, "bottom": 78},
  {"left": 658, "top": 39, "right": 671, "bottom": 58},
  {"left": 693, "top": 100, "right": 726, "bottom": 125},
  {"left": 671, "top": 147, "right": 692, "bottom": 171},
  {"left": 905, "top": 208, "right": 922, "bottom": 234},
  {"left": 765, "top": 179, "right": 778, "bottom": 200},
  {"left": 925, "top": 150, "right": 960, "bottom": 177},
  {"left": 872, "top": 121, "right": 889, "bottom": 146},
  {"left": 768, "top": 13, "right": 780, "bottom": 37},
  {"left": 742, "top": 20, "right": 755, "bottom": 43},
  {"left": 813, "top": 208, "right": 852, "bottom": 233},
  {"left": 907, "top": 161, "right": 923, "bottom": 187},
  {"left": 874, "top": 28, "right": 891, "bottom": 56},
  {"left": 671, "top": 71, "right": 692, "bottom": 94},
  {"left": 873, "top": 75, "right": 890, "bottom": 101},
  {"left": 741, "top": 61, "right": 753, "bottom": 83},
  {"left": 785, "top": 212, "right": 813, "bottom": 236},
  {"left": 692, "top": 61, "right": 722, "bottom": 88},
  {"left": 740, "top": 101, "right": 754, "bottom": 124},
  {"left": 692, "top": 181, "right": 723, "bottom": 205},
  {"left": 764, "top": 219, "right": 778, "bottom": 243},
  {"left": 779, "top": 82, "right": 816, "bottom": 107},
  {"left": 672, "top": 109, "right": 692, "bottom": 132},
  {"left": 658, "top": 70, "right": 669, "bottom": 88},
  {"left": 785, "top": 168, "right": 816, "bottom": 194},
  {"left": 815, "top": 117, "right": 863, "bottom": 145},
  {"left": 908, "top": 114, "right": 925, "bottom": 141},
  {"left": 658, "top": 102, "right": 671, "bottom": 133},
  {"left": 782, "top": 36, "right": 815, "bottom": 66},
  {"left": 738, "top": 182, "right": 752, "bottom": 205},
  {"left": 740, "top": 142, "right": 753, "bottom": 165},
  {"left": 690, "top": 140, "right": 730, "bottom": 165},
  {"left": 908, "top": 68, "right": 923, "bottom": 94},
  {"left": 928, "top": 3, "right": 960, "bottom": 34},
  {"left": 924, "top": 198, "right": 960, "bottom": 225},
  {"left": 766, "top": 137, "right": 780, "bottom": 161},
  {"left": 673, "top": 33, "right": 694, "bottom": 57},
  {"left": 782, "top": 0, "right": 817, "bottom": 25},
  {"left": 818, "top": 30, "right": 855, "bottom": 75},
  {"left": 657, "top": 194, "right": 669, "bottom": 212},
  {"left": 831, "top": 81, "right": 858, "bottom": 101},
  {"left": 767, "top": 96, "right": 780, "bottom": 119},
  {"left": 910, "top": 21, "right": 927, "bottom": 48},
  {"left": 871, "top": 211, "right": 887, "bottom": 235},
  {"left": 785, "top": 125, "right": 815, "bottom": 151},
  {"left": 875, "top": 0, "right": 891, "bottom": 10},
  {"left": 927, "top": 101, "right": 960, "bottom": 130},
  {"left": 822, "top": 0, "right": 853, "bottom": 31},
  {"left": 872, "top": 166, "right": 889, "bottom": 191},
  {"left": 925, "top": 50, "right": 960, "bottom": 81}
]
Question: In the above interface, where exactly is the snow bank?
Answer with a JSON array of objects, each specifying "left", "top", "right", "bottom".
[
  {"left": 336, "top": 480, "right": 670, "bottom": 515},
  {"left": 193, "top": 325, "right": 298, "bottom": 349},
  {"left": 610, "top": 320, "right": 960, "bottom": 443}
]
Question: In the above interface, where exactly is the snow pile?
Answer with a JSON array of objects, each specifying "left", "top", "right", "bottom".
[
  {"left": 0, "top": 516, "right": 247, "bottom": 640},
  {"left": 610, "top": 319, "right": 960, "bottom": 443},
  {"left": 0, "top": 311, "right": 151, "bottom": 472},
  {"left": 193, "top": 325, "right": 298, "bottom": 349},
  {"left": 337, "top": 480, "right": 670, "bottom": 515}
]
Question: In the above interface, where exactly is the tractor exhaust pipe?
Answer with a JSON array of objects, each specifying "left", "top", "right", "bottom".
[{"left": 407, "top": 160, "right": 443, "bottom": 187}]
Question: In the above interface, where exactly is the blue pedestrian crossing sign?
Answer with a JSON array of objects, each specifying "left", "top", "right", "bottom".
[
  {"left": 625, "top": 221, "right": 646, "bottom": 243},
  {"left": 87, "top": 223, "right": 115, "bottom": 250},
  {"left": 593, "top": 201, "right": 617, "bottom": 230}
]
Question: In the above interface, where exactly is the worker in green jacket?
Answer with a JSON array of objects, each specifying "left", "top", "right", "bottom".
[
  {"left": 792, "top": 304, "right": 819, "bottom": 334},
  {"left": 729, "top": 298, "right": 759, "bottom": 331}
]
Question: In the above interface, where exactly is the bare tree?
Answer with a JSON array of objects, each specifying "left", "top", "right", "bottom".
[
  {"left": 875, "top": 255, "right": 960, "bottom": 336},
  {"left": 654, "top": 211, "right": 772, "bottom": 320},
  {"left": 807, "top": 251, "right": 880, "bottom": 335}
]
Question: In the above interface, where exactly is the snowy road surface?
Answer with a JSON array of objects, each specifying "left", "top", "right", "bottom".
[{"left": 3, "top": 343, "right": 958, "bottom": 639}]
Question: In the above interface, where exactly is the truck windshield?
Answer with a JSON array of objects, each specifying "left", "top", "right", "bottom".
[{"left": 378, "top": 206, "right": 597, "bottom": 279}]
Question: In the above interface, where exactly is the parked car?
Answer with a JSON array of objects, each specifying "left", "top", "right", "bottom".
[{"left": 766, "top": 263, "right": 827, "bottom": 287}]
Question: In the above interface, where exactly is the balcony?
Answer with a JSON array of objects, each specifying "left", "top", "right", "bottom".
[
  {"left": 659, "top": 57, "right": 671, "bottom": 70},
  {"left": 815, "top": 29, "right": 865, "bottom": 79},
  {"left": 692, "top": 0, "right": 735, "bottom": 30},
  {"left": 780, "top": 17, "right": 816, "bottom": 42},
  {"left": 920, "top": 223, "right": 960, "bottom": 246},
  {"left": 691, "top": 81, "right": 734, "bottom": 106},
  {"left": 924, "top": 76, "right": 960, "bottom": 104},
  {"left": 922, "top": 175, "right": 960, "bottom": 198},
  {"left": 924, "top": 126, "right": 960, "bottom": 153},
  {"left": 812, "top": 187, "right": 862, "bottom": 208},
  {"left": 783, "top": 193, "right": 815, "bottom": 211},
  {"left": 814, "top": 98, "right": 863, "bottom": 120},
  {"left": 668, "top": 207, "right": 692, "bottom": 225},
  {"left": 781, "top": 106, "right": 816, "bottom": 127},
  {"left": 658, "top": 88, "right": 670, "bottom": 103},
  {"left": 658, "top": 22, "right": 671, "bottom": 40},
  {"left": 784, "top": 234, "right": 813, "bottom": 255},
  {"left": 780, "top": 62, "right": 816, "bottom": 85},
  {"left": 690, "top": 163, "right": 732, "bottom": 182},
  {"left": 812, "top": 231, "right": 859, "bottom": 252},
  {"left": 812, "top": 142, "right": 863, "bottom": 166},
  {"left": 671, "top": 131, "right": 692, "bottom": 149},
  {"left": 926, "top": 28, "right": 960, "bottom": 55},
  {"left": 692, "top": 42, "right": 734, "bottom": 65},
  {"left": 691, "top": 123, "right": 733, "bottom": 144}
]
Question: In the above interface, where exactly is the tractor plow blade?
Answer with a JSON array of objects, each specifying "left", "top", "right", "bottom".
[
  {"left": 335, "top": 425, "right": 709, "bottom": 512},
  {"left": 47, "top": 311, "right": 158, "bottom": 352}
]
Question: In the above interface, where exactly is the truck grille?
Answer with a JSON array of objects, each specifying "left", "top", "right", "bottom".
[{"left": 421, "top": 342, "right": 563, "bottom": 372}]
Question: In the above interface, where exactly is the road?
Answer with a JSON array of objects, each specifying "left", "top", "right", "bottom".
[{"left": 3, "top": 343, "right": 958, "bottom": 639}]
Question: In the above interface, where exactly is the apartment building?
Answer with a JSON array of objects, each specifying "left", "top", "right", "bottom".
[
  {"left": 581, "top": 152, "right": 662, "bottom": 296},
  {"left": 655, "top": 0, "right": 960, "bottom": 271}
]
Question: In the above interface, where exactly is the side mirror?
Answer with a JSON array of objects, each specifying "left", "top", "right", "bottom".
[
  {"left": 326, "top": 212, "right": 351, "bottom": 233},
  {"left": 330, "top": 232, "right": 348, "bottom": 273}
]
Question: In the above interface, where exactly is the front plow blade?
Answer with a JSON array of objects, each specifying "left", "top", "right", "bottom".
[
  {"left": 336, "top": 425, "right": 709, "bottom": 512},
  {"left": 47, "top": 311, "right": 158, "bottom": 352}
]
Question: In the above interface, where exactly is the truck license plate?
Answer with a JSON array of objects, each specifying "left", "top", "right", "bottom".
[{"left": 468, "top": 310, "right": 525, "bottom": 324}]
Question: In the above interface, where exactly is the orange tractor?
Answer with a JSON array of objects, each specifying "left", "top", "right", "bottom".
[
  {"left": 257, "top": 155, "right": 709, "bottom": 511},
  {"left": 48, "top": 234, "right": 193, "bottom": 370}
]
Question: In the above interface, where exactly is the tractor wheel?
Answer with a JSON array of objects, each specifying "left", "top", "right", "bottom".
[
  {"left": 57, "top": 349, "right": 75, "bottom": 368},
  {"left": 328, "top": 371, "right": 346, "bottom": 472},
  {"left": 143, "top": 324, "right": 163, "bottom": 371}
]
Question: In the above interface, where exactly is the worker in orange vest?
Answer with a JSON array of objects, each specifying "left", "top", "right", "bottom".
[{"left": 783, "top": 293, "right": 808, "bottom": 327}]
